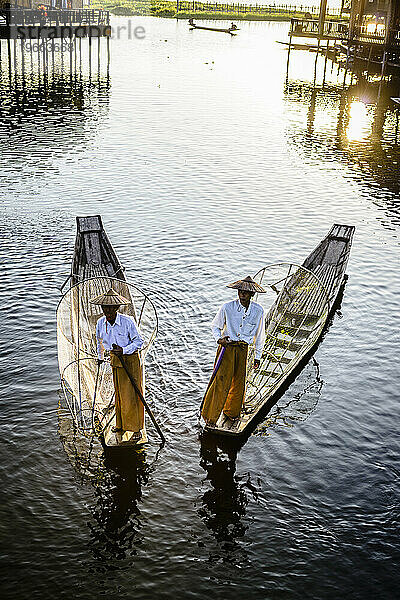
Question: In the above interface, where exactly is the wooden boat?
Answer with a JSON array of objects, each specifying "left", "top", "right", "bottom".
[
  {"left": 188, "top": 19, "right": 238, "bottom": 35},
  {"left": 204, "top": 224, "right": 355, "bottom": 437},
  {"left": 57, "top": 215, "right": 158, "bottom": 448}
]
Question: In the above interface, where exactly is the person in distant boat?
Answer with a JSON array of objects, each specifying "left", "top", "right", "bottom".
[
  {"left": 201, "top": 276, "right": 266, "bottom": 427},
  {"left": 90, "top": 288, "right": 144, "bottom": 439},
  {"left": 189, "top": 18, "right": 194, "bottom": 26},
  {"left": 230, "top": 22, "right": 237, "bottom": 30}
]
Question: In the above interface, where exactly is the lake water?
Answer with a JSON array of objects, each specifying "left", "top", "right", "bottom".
[{"left": 0, "top": 17, "right": 399, "bottom": 600}]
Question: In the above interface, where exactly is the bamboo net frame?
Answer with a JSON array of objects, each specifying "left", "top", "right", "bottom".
[
  {"left": 57, "top": 276, "right": 158, "bottom": 434},
  {"left": 244, "top": 263, "right": 329, "bottom": 413}
]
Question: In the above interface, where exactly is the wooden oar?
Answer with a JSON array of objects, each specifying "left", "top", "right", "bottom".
[
  {"left": 199, "top": 345, "right": 226, "bottom": 418},
  {"left": 90, "top": 359, "right": 101, "bottom": 429},
  {"left": 117, "top": 353, "right": 165, "bottom": 444}
]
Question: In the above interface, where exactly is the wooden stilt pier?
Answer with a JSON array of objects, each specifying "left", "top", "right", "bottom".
[{"left": 0, "top": 7, "right": 111, "bottom": 40}]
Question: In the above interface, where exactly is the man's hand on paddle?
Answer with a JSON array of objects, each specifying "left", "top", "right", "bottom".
[
  {"left": 217, "top": 336, "right": 231, "bottom": 348},
  {"left": 111, "top": 343, "right": 123, "bottom": 356},
  {"left": 253, "top": 359, "right": 260, "bottom": 370}
]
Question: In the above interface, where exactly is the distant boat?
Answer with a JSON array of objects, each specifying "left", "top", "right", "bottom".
[
  {"left": 188, "top": 19, "right": 239, "bottom": 35},
  {"left": 57, "top": 215, "right": 158, "bottom": 448},
  {"left": 203, "top": 224, "right": 355, "bottom": 437}
]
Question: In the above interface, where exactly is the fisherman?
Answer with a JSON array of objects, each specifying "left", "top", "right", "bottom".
[
  {"left": 90, "top": 288, "right": 144, "bottom": 439},
  {"left": 201, "top": 276, "right": 266, "bottom": 427},
  {"left": 230, "top": 22, "right": 237, "bottom": 30}
]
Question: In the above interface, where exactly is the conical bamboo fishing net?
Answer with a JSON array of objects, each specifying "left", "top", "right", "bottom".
[
  {"left": 244, "top": 263, "right": 329, "bottom": 413},
  {"left": 57, "top": 276, "right": 158, "bottom": 434}
]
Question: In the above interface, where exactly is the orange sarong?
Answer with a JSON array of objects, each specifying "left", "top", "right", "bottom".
[
  {"left": 111, "top": 352, "right": 144, "bottom": 432},
  {"left": 201, "top": 342, "right": 248, "bottom": 423}
]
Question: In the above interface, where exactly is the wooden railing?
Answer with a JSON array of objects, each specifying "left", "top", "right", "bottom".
[
  {"left": 353, "top": 25, "right": 400, "bottom": 47},
  {"left": 290, "top": 18, "right": 400, "bottom": 48},
  {"left": 175, "top": 2, "right": 342, "bottom": 16},
  {"left": 290, "top": 18, "right": 349, "bottom": 38},
  {"left": 2, "top": 8, "right": 109, "bottom": 26}
]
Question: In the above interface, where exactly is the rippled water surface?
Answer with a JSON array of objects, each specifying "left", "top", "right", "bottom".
[{"left": 1, "top": 17, "right": 399, "bottom": 600}]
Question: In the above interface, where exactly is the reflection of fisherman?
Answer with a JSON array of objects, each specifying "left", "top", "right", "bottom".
[
  {"left": 201, "top": 276, "right": 266, "bottom": 427},
  {"left": 90, "top": 288, "right": 144, "bottom": 439},
  {"left": 90, "top": 450, "right": 149, "bottom": 559},
  {"left": 199, "top": 435, "right": 248, "bottom": 551}
]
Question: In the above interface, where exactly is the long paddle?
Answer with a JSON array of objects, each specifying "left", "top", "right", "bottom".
[
  {"left": 199, "top": 344, "right": 226, "bottom": 419},
  {"left": 116, "top": 353, "right": 165, "bottom": 444}
]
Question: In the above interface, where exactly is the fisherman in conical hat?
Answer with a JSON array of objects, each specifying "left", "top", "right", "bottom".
[
  {"left": 201, "top": 276, "right": 266, "bottom": 428},
  {"left": 90, "top": 288, "right": 144, "bottom": 439}
]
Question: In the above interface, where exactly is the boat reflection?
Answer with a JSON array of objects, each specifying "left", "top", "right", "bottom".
[
  {"left": 58, "top": 403, "right": 153, "bottom": 566},
  {"left": 0, "top": 37, "right": 110, "bottom": 166},
  {"left": 88, "top": 448, "right": 149, "bottom": 563},
  {"left": 253, "top": 357, "right": 323, "bottom": 436},
  {"left": 197, "top": 434, "right": 258, "bottom": 563},
  {"left": 284, "top": 76, "right": 400, "bottom": 207}
]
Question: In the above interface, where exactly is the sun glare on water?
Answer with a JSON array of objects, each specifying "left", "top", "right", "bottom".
[{"left": 346, "top": 99, "right": 371, "bottom": 142}]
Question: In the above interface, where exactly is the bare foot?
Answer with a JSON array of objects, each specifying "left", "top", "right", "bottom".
[{"left": 223, "top": 414, "right": 237, "bottom": 422}]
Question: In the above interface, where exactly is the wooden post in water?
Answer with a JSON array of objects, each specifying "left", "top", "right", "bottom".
[
  {"left": 366, "top": 44, "right": 373, "bottom": 75},
  {"left": 29, "top": 38, "right": 33, "bottom": 75},
  {"left": 20, "top": 38, "right": 25, "bottom": 81},
  {"left": 318, "top": 0, "right": 327, "bottom": 38},
  {"left": 89, "top": 37, "right": 92, "bottom": 77},
  {"left": 69, "top": 37, "right": 73, "bottom": 80},
  {"left": 97, "top": 34, "right": 100, "bottom": 77},
  {"left": 13, "top": 38, "right": 17, "bottom": 73},
  {"left": 313, "top": 37, "right": 320, "bottom": 84},
  {"left": 37, "top": 33, "right": 41, "bottom": 82},
  {"left": 106, "top": 35, "right": 110, "bottom": 81},
  {"left": 322, "top": 40, "right": 328, "bottom": 87},
  {"left": 286, "top": 27, "right": 292, "bottom": 83},
  {"left": 74, "top": 34, "right": 77, "bottom": 74},
  {"left": 43, "top": 36, "right": 47, "bottom": 78},
  {"left": 52, "top": 37, "right": 55, "bottom": 77}
]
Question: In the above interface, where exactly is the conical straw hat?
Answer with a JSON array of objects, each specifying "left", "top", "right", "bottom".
[
  {"left": 227, "top": 275, "right": 266, "bottom": 293},
  {"left": 89, "top": 287, "right": 130, "bottom": 306}
]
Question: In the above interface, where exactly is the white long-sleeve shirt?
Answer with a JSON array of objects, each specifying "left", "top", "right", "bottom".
[
  {"left": 95, "top": 312, "right": 144, "bottom": 360},
  {"left": 212, "top": 299, "right": 266, "bottom": 360}
]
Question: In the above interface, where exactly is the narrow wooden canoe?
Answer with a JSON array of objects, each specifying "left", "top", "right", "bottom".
[
  {"left": 57, "top": 215, "right": 158, "bottom": 448},
  {"left": 70, "top": 215, "right": 126, "bottom": 287},
  {"left": 204, "top": 224, "right": 355, "bottom": 437},
  {"left": 189, "top": 20, "right": 238, "bottom": 35}
]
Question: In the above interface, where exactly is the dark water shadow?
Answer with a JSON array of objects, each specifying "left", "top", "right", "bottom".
[
  {"left": 87, "top": 447, "right": 149, "bottom": 566},
  {"left": 196, "top": 433, "right": 259, "bottom": 565},
  {"left": 58, "top": 403, "right": 163, "bottom": 570},
  {"left": 253, "top": 356, "right": 323, "bottom": 437}
]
